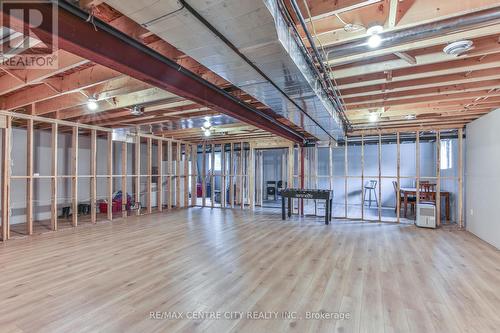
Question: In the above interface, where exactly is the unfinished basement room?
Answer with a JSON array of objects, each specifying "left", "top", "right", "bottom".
[{"left": 0, "top": 0, "right": 499, "bottom": 332}]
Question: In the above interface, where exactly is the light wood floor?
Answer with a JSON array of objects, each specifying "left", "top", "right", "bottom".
[{"left": 0, "top": 208, "right": 499, "bottom": 333}]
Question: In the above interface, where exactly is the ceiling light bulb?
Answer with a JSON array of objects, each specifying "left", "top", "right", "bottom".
[
  {"left": 204, "top": 129, "right": 211, "bottom": 137},
  {"left": 369, "top": 113, "right": 378, "bottom": 122},
  {"left": 203, "top": 120, "right": 212, "bottom": 129},
  {"left": 367, "top": 34, "right": 382, "bottom": 48},
  {"left": 87, "top": 97, "right": 98, "bottom": 111}
]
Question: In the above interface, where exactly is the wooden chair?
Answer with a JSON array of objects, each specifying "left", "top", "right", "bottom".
[
  {"left": 393, "top": 181, "right": 415, "bottom": 215},
  {"left": 419, "top": 183, "right": 436, "bottom": 203}
]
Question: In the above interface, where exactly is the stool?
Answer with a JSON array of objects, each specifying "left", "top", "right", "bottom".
[
  {"left": 78, "top": 203, "right": 91, "bottom": 215},
  {"left": 364, "top": 180, "right": 378, "bottom": 207},
  {"left": 59, "top": 206, "right": 71, "bottom": 219}
]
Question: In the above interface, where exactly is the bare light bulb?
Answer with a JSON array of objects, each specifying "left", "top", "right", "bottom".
[
  {"left": 368, "top": 34, "right": 382, "bottom": 48},
  {"left": 87, "top": 97, "right": 98, "bottom": 111},
  {"left": 203, "top": 121, "right": 212, "bottom": 129}
]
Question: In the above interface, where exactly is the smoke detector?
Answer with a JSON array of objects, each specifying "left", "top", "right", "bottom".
[{"left": 443, "top": 40, "right": 473, "bottom": 56}]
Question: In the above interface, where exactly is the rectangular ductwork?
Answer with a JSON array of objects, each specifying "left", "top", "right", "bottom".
[{"left": 104, "top": 0, "right": 347, "bottom": 140}]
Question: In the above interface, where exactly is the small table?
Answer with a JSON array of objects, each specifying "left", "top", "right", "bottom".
[
  {"left": 400, "top": 187, "right": 450, "bottom": 221},
  {"left": 281, "top": 188, "right": 333, "bottom": 225}
]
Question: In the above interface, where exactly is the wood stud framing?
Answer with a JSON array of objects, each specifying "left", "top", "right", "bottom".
[
  {"left": 157, "top": 139, "right": 163, "bottom": 212},
  {"left": 184, "top": 144, "right": 189, "bottom": 208},
  {"left": 344, "top": 137, "right": 348, "bottom": 218},
  {"left": 458, "top": 128, "right": 464, "bottom": 229},
  {"left": 51, "top": 123, "right": 58, "bottom": 231},
  {"left": 201, "top": 143, "right": 206, "bottom": 208},
  {"left": 1, "top": 116, "right": 12, "bottom": 240},
  {"left": 210, "top": 144, "right": 215, "bottom": 208},
  {"left": 135, "top": 134, "right": 141, "bottom": 216},
  {"left": 436, "top": 131, "right": 441, "bottom": 226},
  {"left": 168, "top": 141, "right": 173, "bottom": 210},
  {"left": 416, "top": 131, "right": 420, "bottom": 209},
  {"left": 121, "top": 142, "right": 127, "bottom": 219},
  {"left": 229, "top": 143, "right": 234, "bottom": 208},
  {"left": 191, "top": 144, "right": 197, "bottom": 207},
  {"left": 146, "top": 137, "right": 152, "bottom": 214},
  {"left": 26, "top": 119, "right": 34, "bottom": 234},
  {"left": 361, "top": 135, "right": 364, "bottom": 221},
  {"left": 176, "top": 142, "right": 181, "bottom": 208},
  {"left": 90, "top": 129, "right": 97, "bottom": 223},
  {"left": 396, "top": 132, "right": 401, "bottom": 223},
  {"left": 107, "top": 132, "right": 113, "bottom": 221},
  {"left": 378, "top": 133, "right": 382, "bottom": 222},
  {"left": 72, "top": 127, "right": 79, "bottom": 227},
  {"left": 0, "top": 107, "right": 465, "bottom": 240},
  {"left": 239, "top": 142, "right": 244, "bottom": 209}
]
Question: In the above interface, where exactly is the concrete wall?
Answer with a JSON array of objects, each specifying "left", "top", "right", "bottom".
[{"left": 466, "top": 109, "right": 500, "bottom": 249}]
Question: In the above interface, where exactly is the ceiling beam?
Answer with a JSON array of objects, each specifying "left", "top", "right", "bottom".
[
  {"left": 346, "top": 89, "right": 500, "bottom": 110},
  {"left": 1, "top": 65, "right": 123, "bottom": 110},
  {"left": 343, "top": 79, "right": 500, "bottom": 104},
  {"left": 299, "top": 0, "right": 383, "bottom": 21},
  {"left": 340, "top": 68, "right": 500, "bottom": 97},
  {"left": 388, "top": 0, "right": 415, "bottom": 28},
  {"left": 326, "top": 22, "right": 500, "bottom": 65},
  {"left": 0, "top": 50, "right": 88, "bottom": 95},
  {"left": 56, "top": 88, "right": 179, "bottom": 119},
  {"left": 394, "top": 51, "right": 417, "bottom": 64},
  {"left": 336, "top": 52, "right": 500, "bottom": 86}
]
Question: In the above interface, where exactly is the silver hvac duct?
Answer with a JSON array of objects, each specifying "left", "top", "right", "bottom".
[
  {"left": 326, "top": 6, "right": 500, "bottom": 60},
  {"left": 103, "top": 0, "right": 346, "bottom": 140}
]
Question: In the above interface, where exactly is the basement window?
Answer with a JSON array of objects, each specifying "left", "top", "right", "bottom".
[{"left": 440, "top": 140, "right": 452, "bottom": 170}]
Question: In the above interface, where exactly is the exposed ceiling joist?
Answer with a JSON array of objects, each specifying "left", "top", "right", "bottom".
[
  {"left": 388, "top": 0, "right": 416, "bottom": 28},
  {"left": 394, "top": 51, "right": 417, "bottom": 64},
  {"left": 300, "top": 0, "right": 382, "bottom": 21}
]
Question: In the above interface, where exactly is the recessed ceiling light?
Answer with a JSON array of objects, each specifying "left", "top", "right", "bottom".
[
  {"left": 405, "top": 114, "right": 416, "bottom": 120},
  {"left": 203, "top": 129, "right": 211, "bottom": 137},
  {"left": 368, "top": 34, "right": 382, "bottom": 48},
  {"left": 87, "top": 96, "right": 98, "bottom": 111}
]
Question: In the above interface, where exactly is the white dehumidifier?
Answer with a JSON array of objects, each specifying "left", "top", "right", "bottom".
[{"left": 416, "top": 203, "right": 436, "bottom": 228}]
